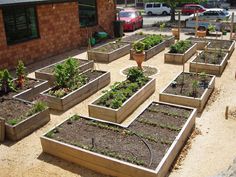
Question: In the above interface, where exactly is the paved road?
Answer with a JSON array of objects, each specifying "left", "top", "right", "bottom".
[{"left": 143, "top": 9, "right": 236, "bottom": 27}]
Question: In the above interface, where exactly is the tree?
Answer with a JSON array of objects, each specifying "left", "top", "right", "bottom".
[{"left": 143, "top": 0, "right": 204, "bottom": 22}]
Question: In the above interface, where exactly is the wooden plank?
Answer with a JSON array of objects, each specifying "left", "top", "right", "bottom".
[{"left": 0, "top": 118, "right": 5, "bottom": 142}]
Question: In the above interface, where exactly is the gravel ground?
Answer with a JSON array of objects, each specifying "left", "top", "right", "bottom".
[{"left": 1, "top": 29, "right": 236, "bottom": 177}]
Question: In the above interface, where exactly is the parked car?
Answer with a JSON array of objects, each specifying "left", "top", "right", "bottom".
[
  {"left": 181, "top": 4, "right": 206, "bottom": 15},
  {"left": 144, "top": 2, "right": 171, "bottom": 16},
  {"left": 202, "top": 0, "right": 230, "bottom": 10},
  {"left": 188, "top": 8, "right": 230, "bottom": 21},
  {"left": 118, "top": 9, "right": 143, "bottom": 31}
]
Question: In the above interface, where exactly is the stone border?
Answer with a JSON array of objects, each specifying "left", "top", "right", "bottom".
[
  {"left": 120, "top": 65, "right": 160, "bottom": 77},
  {"left": 130, "top": 41, "right": 166, "bottom": 61},
  {"left": 159, "top": 72, "right": 215, "bottom": 112},
  {"left": 189, "top": 51, "right": 229, "bottom": 76},
  {"left": 205, "top": 40, "right": 235, "bottom": 60},
  {"left": 41, "top": 70, "right": 111, "bottom": 111},
  {"left": 4, "top": 105, "right": 50, "bottom": 141},
  {"left": 88, "top": 78, "right": 156, "bottom": 123},
  {"left": 164, "top": 43, "right": 197, "bottom": 64},
  {"left": 41, "top": 102, "right": 197, "bottom": 177},
  {"left": 87, "top": 43, "right": 131, "bottom": 63},
  {"left": 35, "top": 59, "right": 94, "bottom": 86}
]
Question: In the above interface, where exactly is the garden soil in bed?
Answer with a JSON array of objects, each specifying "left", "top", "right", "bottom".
[
  {"left": 163, "top": 72, "right": 212, "bottom": 98},
  {"left": 47, "top": 102, "right": 192, "bottom": 170},
  {"left": 90, "top": 42, "right": 128, "bottom": 53},
  {"left": 121, "top": 34, "right": 147, "bottom": 43},
  {"left": 39, "top": 59, "right": 88, "bottom": 74},
  {"left": 207, "top": 40, "right": 233, "bottom": 50},
  {"left": 194, "top": 51, "right": 227, "bottom": 64},
  {"left": 0, "top": 99, "right": 31, "bottom": 124}
]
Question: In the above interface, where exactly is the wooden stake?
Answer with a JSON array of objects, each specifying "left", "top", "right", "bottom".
[
  {"left": 0, "top": 118, "right": 5, "bottom": 142},
  {"left": 225, "top": 106, "right": 229, "bottom": 120},
  {"left": 230, "top": 12, "right": 234, "bottom": 40},
  {"left": 178, "top": 11, "right": 181, "bottom": 40}
]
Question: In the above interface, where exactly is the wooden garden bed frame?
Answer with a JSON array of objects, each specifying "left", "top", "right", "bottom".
[{"left": 41, "top": 102, "right": 197, "bottom": 177}]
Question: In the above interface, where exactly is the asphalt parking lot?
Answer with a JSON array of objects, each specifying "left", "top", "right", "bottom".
[{"left": 143, "top": 9, "right": 236, "bottom": 27}]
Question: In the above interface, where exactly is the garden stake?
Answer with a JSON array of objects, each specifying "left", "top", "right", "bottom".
[
  {"left": 92, "top": 137, "right": 95, "bottom": 149},
  {"left": 225, "top": 106, "right": 229, "bottom": 120}
]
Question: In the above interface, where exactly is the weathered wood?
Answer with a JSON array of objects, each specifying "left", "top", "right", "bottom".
[
  {"left": 41, "top": 102, "right": 197, "bottom": 177},
  {"left": 41, "top": 71, "right": 111, "bottom": 111},
  {"left": 164, "top": 43, "right": 197, "bottom": 64},
  {"left": 14, "top": 78, "right": 49, "bottom": 102},
  {"left": 189, "top": 51, "right": 229, "bottom": 76},
  {"left": 35, "top": 59, "right": 94, "bottom": 85},
  {"left": 5, "top": 108, "right": 50, "bottom": 141},
  {"left": 87, "top": 43, "right": 131, "bottom": 63},
  {"left": 130, "top": 41, "right": 166, "bottom": 61},
  {"left": 165, "top": 36, "right": 175, "bottom": 47},
  {"left": 0, "top": 118, "right": 5, "bottom": 142},
  {"left": 205, "top": 40, "right": 235, "bottom": 60},
  {"left": 88, "top": 78, "right": 156, "bottom": 123},
  {"left": 159, "top": 72, "right": 215, "bottom": 112}
]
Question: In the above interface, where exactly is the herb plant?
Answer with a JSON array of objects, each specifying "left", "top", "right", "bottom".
[
  {"left": 170, "top": 40, "right": 192, "bottom": 54},
  {"left": 0, "top": 69, "right": 15, "bottom": 94}
]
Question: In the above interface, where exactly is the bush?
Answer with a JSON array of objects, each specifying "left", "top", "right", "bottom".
[
  {"left": 127, "top": 67, "right": 144, "bottom": 82},
  {"left": 170, "top": 40, "right": 192, "bottom": 54}
]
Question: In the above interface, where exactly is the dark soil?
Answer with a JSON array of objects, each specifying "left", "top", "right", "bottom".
[
  {"left": 39, "top": 59, "right": 88, "bottom": 74},
  {"left": 207, "top": 40, "right": 233, "bottom": 50},
  {"left": 46, "top": 102, "right": 193, "bottom": 170},
  {"left": 121, "top": 34, "right": 146, "bottom": 43},
  {"left": 122, "top": 66, "right": 158, "bottom": 77},
  {"left": 0, "top": 78, "right": 42, "bottom": 124},
  {"left": 163, "top": 72, "right": 213, "bottom": 98},
  {"left": 193, "top": 51, "right": 227, "bottom": 64},
  {"left": 0, "top": 78, "right": 42, "bottom": 98},
  {"left": 0, "top": 98, "right": 32, "bottom": 124},
  {"left": 92, "top": 42, "right": 128, "bottom": 53}
]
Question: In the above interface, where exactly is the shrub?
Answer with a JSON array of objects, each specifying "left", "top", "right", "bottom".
[
  {"left": 127, "top": 67, "right": 144, "bottom": 82},
  {"left": 170, "top": 40, "right": 192, "bottom": 54},
  {"left": 0, "top": 69, "right": 15, "bottom": 94}
]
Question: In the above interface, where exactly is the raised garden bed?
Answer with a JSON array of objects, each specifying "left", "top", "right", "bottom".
[
  {"left": 35, "top": 58, "right": 94, "bottom": 85},
  {"left": 87, "top": 41, "right": 130, "bottom": 63},
  {"left": 41, "top": 69, "right": 110, "bottom": 111},
  {"left": 190, "top": 50, "right": 229, "bottom": 76},
  {"left": 88, "top": 74, "right": 155, "bottom": 123},
  {"left": 130, "top": 35, "right": 169, "bottom": 61},
  {"left": 41, "top": 102, "right": 197, "bottom": 177},
  {"left": 121, "top": 33, "right": 147, "bottom": 44},
  {"left": 165, "top": 41, "right": 197, "bottom": 64},
  {"left": 187, "top": 37, "right": 210, "bottom": 50},
  {"left": 159, "top": 72, "right": 215, "bottom": 112},
  {"left": 205, "top": 40, "right": 235, "bottom": 59}
]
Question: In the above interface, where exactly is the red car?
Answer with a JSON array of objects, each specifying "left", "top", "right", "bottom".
[
  {"left": 182, "top": 4, "right": 206, "bottom": 15},
  {"left": 118, "top": 10, "right": 143, "bottom": 31}
]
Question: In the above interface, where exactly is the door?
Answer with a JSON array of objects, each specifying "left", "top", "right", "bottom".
[{"left": 153, "top": 3, "right": 161, "bottom": 15}]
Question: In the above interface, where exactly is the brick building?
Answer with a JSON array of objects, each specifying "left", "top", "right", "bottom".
[{"left": 0, "top": 0, "right": 116, "bottom": 69}]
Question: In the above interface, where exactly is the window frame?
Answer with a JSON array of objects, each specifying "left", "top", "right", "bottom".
[
  {"left": 2, "top": 5, "right": 40, "bottom": 46},
  {"left": 78, "top": 0, "right": 98, "bottom": 28}
]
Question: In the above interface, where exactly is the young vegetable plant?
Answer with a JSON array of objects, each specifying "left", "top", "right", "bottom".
[
  {"left": 0, "top": 69, "right": 15, "bottom": 94},
  {"left": 16, "top": 60, "right": 26, "bottom": 88}
]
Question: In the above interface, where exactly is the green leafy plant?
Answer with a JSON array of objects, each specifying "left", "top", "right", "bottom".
[
  {"left": 133, "top": 41, "right": 145, "bottom": 53},
  {"left": 126, "top": 67, "right": 144, "bottom": 82},
  {"left": 199, "top": 72, "right": 207, "bottom": 82},
  {"left": 50, "top": 58, "right": 87, "bottom": 97},
  {"left": 191, "top": 80, "right": 199, "bottom": 97},
  {"left": 16, "top": 60, "right": 27, "bottom": 88},
  {"left": 27, "top": 101, "right": 47, "bottom": 117},
  {"left": 141, "top": 35, "right": 163, "bottom": 50},
  {"left": 160, "top": 23, "right": 165, "bottom": 33},
  {"left": 0, "top": 69, "right": 15, "bottom": 94},
  {"left": 170, "top": 40, "right": 192, "bottom": 54}
]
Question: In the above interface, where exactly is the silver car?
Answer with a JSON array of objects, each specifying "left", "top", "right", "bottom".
[{"left": 193, "top": 8, "right": 230, "bottom": 21}]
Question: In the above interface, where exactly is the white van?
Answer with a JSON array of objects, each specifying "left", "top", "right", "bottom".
[{"left": 145, "top": 2, "right": 171, "bottom": 16}]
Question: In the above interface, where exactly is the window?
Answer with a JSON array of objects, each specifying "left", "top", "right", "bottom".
[
  {"left": 146, "top": 4, "right": 153, "bottom": 8},
  {"left": 3, "top": 6, "right": 39, "bottom": 45},
  {"left": 154, "top": 3, "right": 160, "bottom": 8},
  {"left": 78, "top": 0, "right": 97, "bottom": 27}
]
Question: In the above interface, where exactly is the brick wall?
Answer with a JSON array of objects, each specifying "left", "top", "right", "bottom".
[{"left": 0, "top": 1, "right": 116, "bottom": 69}]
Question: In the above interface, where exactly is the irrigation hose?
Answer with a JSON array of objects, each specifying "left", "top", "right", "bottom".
[{"left": 124, "top": 128, "right": 153, "bottom": 167}]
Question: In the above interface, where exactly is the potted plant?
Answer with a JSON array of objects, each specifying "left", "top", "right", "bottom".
[
  {"left": 132, "top": 41, "right": 145, "bottom": 70},
  {"left": 171, "top": 28, "right": 179, "bottom": 39},
  {"left": 197, "top": 30, "right": 206, "bottom": 38}
]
